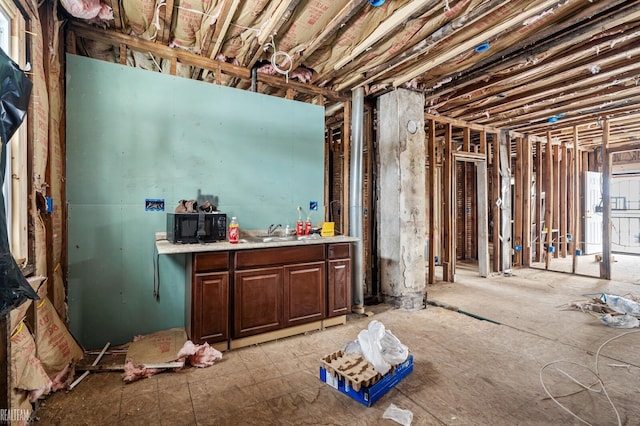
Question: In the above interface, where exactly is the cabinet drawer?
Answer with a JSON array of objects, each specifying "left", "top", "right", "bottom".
[
  {"left": 194, "top": 252, "right": 229, "bottom": 272},
  {"left": 235, "top": 245, "right": 324, "bottom": 269},
  {"left": 327, "top": 243, "right": 351, "bottom": 259}
]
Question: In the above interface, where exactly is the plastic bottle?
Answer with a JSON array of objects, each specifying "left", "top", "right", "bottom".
[
  {"left": 305, "top": 217, "right": 312, "bottom": 235},
  {"left": 228, "top": 217, "right": 239, "bottom": 244},
  {"left": 284, "top": 224, "right": 290, "bottom": 236},
  {"left": 296, "top": 219, "right": 303, "bottom": 236}
]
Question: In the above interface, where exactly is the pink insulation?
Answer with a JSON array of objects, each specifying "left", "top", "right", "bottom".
[
  {"left": 60, "top": 0, "right": 113, "bottom": 21},
  {"left": 177, "top": 340, "right": 223, "bottom": 368},
  {"left": 122, "top": 360, "right": 164, "bottom": 383}
]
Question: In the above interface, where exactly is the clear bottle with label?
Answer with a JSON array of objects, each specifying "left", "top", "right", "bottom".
[{"left": 228, "top": 217, "right": 239, "bottom": 244}]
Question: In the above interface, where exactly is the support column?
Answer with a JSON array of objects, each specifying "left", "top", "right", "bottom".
[
  {"left": 535, "top": 140, "right": 543, "bottom": 262},
  {"left": 601, "top": 120, "right": 612, "bottom": 279},
  {"left": 377, "top": 89, "right": 426, "bottom": 308}
]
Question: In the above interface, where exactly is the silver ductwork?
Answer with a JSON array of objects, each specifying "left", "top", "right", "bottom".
[{"left": 350, "top": 87, "right": 365, "bottom": 314}]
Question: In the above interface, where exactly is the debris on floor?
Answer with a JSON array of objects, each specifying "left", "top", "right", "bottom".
[
  {"left": 121, "top": 328, "right": 223, "bottom": 382},
  {"left": 383, "top": 403, "right": 414, "bottom": 426},
  {"left": 319, "top": 320, "right": 413, "bottom": 406},
  {"left": 566, "top": 292, "right": 640, "bottom": 328}
]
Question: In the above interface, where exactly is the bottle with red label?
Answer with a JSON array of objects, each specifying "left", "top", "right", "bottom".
[
  {"left": 228, "top": 216, "right": 239, "bottom": 244},
  {"left": 296, "top": 219, "right": 304, "bottom": 236},
  {"left": 305, "top": 217, "right": 312, "bottom": 235}
]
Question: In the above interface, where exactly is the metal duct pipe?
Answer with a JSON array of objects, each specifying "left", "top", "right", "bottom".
[
  {"left": 350, "top": 87, "right": 365, "bottom": 314},
  {"left": 325, "top": 102, "right": 344, "bottom": 117},
  {"left": 250, "top": 65, "right": 258, "bottom": 92}
]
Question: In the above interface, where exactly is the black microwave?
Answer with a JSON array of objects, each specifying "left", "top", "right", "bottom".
[{"left": 166, "top": 212, "right": 227, "bottom": 244}]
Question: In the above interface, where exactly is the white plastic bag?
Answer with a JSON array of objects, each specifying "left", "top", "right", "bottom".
[
  {"left": 383, "top": 403, "right": 413, "bottom": 426},
  {"left": 357, "top": 320, "right": 409, "bottom": 375},
  {"left": 600, "top": 313, "right": 639, "bottom": 329},
  {"left": 599, "top": 293, "right": 640, "bottom": 316}
]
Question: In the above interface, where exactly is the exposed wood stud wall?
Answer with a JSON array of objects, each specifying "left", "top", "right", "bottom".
[
  {"left": 544, "top": 133, "right": 554, "bottom": 269},
  {"left": 534, "top": 140, "right": 543, "bottom": 263},
  {"left": 601, "top": 120, "right": 612, "bottom": 279},
  {"left": 552, "top": 144, "right": 560, "bottom": 258}
]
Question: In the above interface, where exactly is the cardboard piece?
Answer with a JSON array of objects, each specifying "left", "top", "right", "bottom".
[{"left": 126, "top": 327, "right": 188, "bottom": 365}]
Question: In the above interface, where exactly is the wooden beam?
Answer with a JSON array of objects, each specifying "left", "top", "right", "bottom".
[
  {"left": 428, "top": 119, "right": 437, "bottom": 284},
  {"left": 159, "top": 0, "right": 175, "bottom": 44},
  {"left": 247, "top": 0, "right": 301, "bottom": 68},
  {"left": 68, "top": 21, "right": 347, "bottom": 101},
  {"left": 298, "top": 0, "right": 368, "bottom": 73},
  {"left": 333, "top": 0, "right": 439, "bottom": 71},
  {"left": 207, "top": 0, "right": 240, "bottom": 60},
  {"left": 393, "top": 0, "right": 565, "bottom": 87},
  {"left": 600, "top": 120, "right": 612, "bottom": 279}
]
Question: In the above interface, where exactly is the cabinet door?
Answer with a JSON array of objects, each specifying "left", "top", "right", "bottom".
[
  {"left": 327, "top": 259, "right": 351, "bottom": 317},
  {"left": 234, "top": 267, "right": 283, "bottom": 338},
  {"left": 283, "top": 261, "right": 326, "bottom": 327},
  {"left": 192, "top": 272, "right": 229, "bottom": 343}
]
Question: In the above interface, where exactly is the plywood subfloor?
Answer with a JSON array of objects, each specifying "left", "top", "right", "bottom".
[{"left": 34, "top": 266, "right": 640, "bottom": 425}]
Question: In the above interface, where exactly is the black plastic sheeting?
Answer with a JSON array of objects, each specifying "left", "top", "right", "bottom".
[{"left": 0, "top": 47, "right": 37, "bottom": 316}]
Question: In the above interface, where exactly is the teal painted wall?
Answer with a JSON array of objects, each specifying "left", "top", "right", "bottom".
[{"left": 66, "top": 55, "right": 325, "bottom": 348}]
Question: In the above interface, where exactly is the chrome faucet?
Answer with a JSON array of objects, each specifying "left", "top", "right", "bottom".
[{"left": 267, "top": 224, "right": 282, "bottom": 236}]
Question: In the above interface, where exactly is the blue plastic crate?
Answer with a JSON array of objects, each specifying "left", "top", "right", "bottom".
[{"left": 319, "top": 354, "right": 414, "bottom": 407}]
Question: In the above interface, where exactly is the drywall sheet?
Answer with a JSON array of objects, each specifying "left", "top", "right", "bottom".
[{"left": 66, "top": 54, "right": 324, "bottom": 348}]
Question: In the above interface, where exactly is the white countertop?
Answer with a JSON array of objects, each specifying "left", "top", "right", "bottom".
[{"left": 155, "top": 232, "right": 359, "bottom": 255}]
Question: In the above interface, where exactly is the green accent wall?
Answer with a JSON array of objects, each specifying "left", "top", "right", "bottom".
[{"left": 66, "top": 54, "right": 324, "bottom": 348}]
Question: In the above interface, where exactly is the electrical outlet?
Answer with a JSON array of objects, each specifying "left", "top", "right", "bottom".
[{"left": 309, "top": 201, "right": 318, "bottom": 211}]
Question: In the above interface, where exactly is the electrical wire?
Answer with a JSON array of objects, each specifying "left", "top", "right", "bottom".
[{"left": 539, "top": 330, "right": 640, "bottom": 425}]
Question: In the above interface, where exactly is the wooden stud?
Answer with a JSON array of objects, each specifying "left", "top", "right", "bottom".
[
  {"left": 534, "top": 140, "right": 543, "bottom": 263},
  {"left": 491, "top": 133, "right": 500, "bottom": 272},
  {"left": 342, "top": 101, "right": 351, "bottom": 236},
  {"left": 544, "top": 134, "right": 554, "bottom": 269},
  {"left": 552, "top": 143, "right": 560, "bottom": 258},
  {"left": 1, "top": 314, "right": 8, "bottom": 411},
  {"left": 522, "top": 136, "right": 533, "bottom": 267},
  {"left": 119, "top": 43, "right": 126, "bottom": 65},
  {"left": 560, "top": 143, "right": 568, "bottom": 257},
  {"left": 479, "top": 130, "right": 487, "bottom": 156},
  {"left": 514, "top": 136, "right": 523, "bottom": 267},
  {"left": 428, "top": 119, "right": 437, "bottom": 284},
  {"left": 443, "top": 123, "right": 454, "bottom": 282},
  {"left": 600, "top": 120, "right": 611, "bottom": 279},
  {"left": 572, "top": 126, "right": 580, "bottom": 273}
]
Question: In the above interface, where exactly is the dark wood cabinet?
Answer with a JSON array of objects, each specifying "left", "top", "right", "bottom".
[
  {"left": 234, "top": 267, "right": 283, "bottom": 338},
  {"left": 327, "top": 244, "right": 352, "bottom": 317},
  {"left": 187, "top": 252, "right": 229, "bottom": 344},
  {"left": 284, "top": 261, "right": 326, "bottom": 327},
  {"left": 185, "top": 241, "right": 352, "bottom": 346},
  {"left": 192, "top": 272, "right": 229, "bottom": 343}
]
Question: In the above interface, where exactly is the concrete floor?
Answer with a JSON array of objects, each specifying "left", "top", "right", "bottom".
[{"left": 35, "top": 266, "right": 640, "bottom": 425}]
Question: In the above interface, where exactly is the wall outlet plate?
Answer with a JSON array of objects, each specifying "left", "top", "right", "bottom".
[
  {"left": 145, "top": 199, "right": 165, "bottom": 211},
  {"left": 310, "top": 201, "right": 318, "bottom": 211}
]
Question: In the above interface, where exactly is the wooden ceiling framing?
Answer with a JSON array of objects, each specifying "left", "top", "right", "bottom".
[{"left": 62, "top": 0, "right": 640, "bottom": 153}]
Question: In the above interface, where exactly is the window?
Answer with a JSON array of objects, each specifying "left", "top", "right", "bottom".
[
  {"left": 611, "top": 196, "right": 627, "bottom": 211},
  {"left": 0, "top": 0, "right": 28, "bottom": 264}
]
